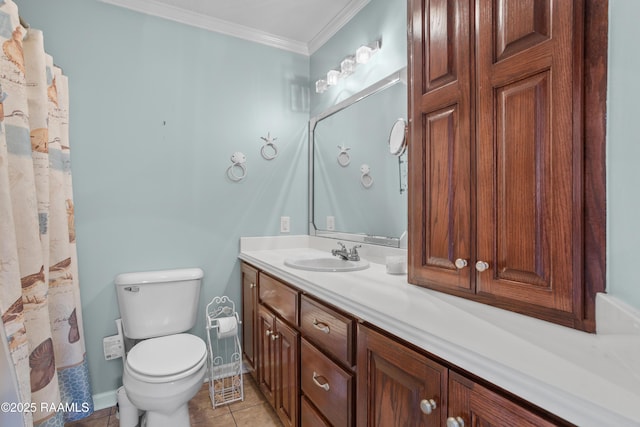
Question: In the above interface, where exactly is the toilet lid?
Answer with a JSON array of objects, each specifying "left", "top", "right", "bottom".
[{"left": 127, "top": 334, "right": 206, "bottom": 378}]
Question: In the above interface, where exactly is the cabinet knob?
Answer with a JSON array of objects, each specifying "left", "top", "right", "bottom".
[
  {"left": 250, "top": 282, "right": 256, "bottom": 289},
  {"left": 446, "top": 416, "right": 465, "bottom": 427},
  {"left": 475, "top": 261, "right": 489, "bottom": 272},
  {"left": 270, "top": 333, "right": 279, "bottom": 341},
  {"left": 312, "top": 372, "right": 330, "bottom": 391},
  {"left": 265, "top": 329, "right": 272, "bottom": 337},
  {"left": 312, "top": 319, "right": 330, "bottom": 334},
  {"left": 454, "top": 258, "right": 468, "bottom": 269},
  {"left": 419, "top": 398, "right": 437, "bottom": 415}
]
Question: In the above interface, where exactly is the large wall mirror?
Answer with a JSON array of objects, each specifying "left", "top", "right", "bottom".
[{"left": 309, "top": 69, "right": 407, "bottom": 247}]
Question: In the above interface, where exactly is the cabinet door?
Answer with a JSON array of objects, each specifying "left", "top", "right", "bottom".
[
  {"left": 408, "top": 0, "right": 473, "bottom": 293},
  {"left": 257, "top": 305, "right": 276, "bottom": 406},
  {"left": 475, "top": 0, "right": 581, "bottom": 319},
  {"left": 274, "top": 317, "right": 299, "bottom": 427},
  {"left": 356, "top": 325, "right": 447, "bottom": 427},
  {"left": 448, "top": 372, "right": 559, "bottom": 427},
  {"left": 241, "top": 263, "right": 258, "bottom": 380}
]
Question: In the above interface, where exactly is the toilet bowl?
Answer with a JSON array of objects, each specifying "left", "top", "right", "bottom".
[{"left": 122, "top": 333, "right": 207, "bottom": 427}]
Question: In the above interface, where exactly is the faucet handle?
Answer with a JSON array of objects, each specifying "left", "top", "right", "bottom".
[
  {"left": 337, "top": 241, "right": 346, "bottom": 250},
  {"left": 349, "top": 244, "right": 361, "bottom": 260}
]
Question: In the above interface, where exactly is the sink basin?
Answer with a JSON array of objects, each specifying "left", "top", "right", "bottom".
[{"left": 284, "top": 257, "right": 369, "bottom": 272}]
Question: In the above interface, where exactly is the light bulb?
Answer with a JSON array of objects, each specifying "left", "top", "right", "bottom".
[
  {"left": 356, "top": 45, "right": 373, "bottom": 64},
  {"left": 326, "top": 69, "right": 341, "bottom": 86},
  {"left": 315, "top": 79, "right": 328, "bottom": 93},
  {"left": 340, "top": 56, "right": 356, "bottom": 76}
]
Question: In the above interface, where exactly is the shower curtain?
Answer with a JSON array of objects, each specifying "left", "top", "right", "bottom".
[{"left": 0, "top": 1, "right": 93, "bottom": 426}]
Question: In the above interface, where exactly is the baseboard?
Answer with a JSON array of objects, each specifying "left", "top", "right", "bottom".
[{"left": 92, "top": 389, "right": 118, "bottom": 411}]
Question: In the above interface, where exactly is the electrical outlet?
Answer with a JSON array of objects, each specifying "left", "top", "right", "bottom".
[
  {"left": 326, "top": 216, "right": 335, "bottom": 231},
  {"left": 280, "top": 216, "right": 290, "bottom": 233}
]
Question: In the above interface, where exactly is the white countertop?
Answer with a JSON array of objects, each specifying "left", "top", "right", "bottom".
[{"left": 239, "top": 235, "right": 640, "bottom": 427}]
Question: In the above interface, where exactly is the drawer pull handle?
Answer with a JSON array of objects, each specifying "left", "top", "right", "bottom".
[
  {"left": 312, "top": 319, "right": 330, "bottom": 334},
  {"left": 446, "top": 416, "right": 465, "bottom": 427},
  {"left": 419, "top": 398, "right": 437, "bottom": 415},
  {"left": 312, "top": 372, "right": 330, "bottom": 391}
]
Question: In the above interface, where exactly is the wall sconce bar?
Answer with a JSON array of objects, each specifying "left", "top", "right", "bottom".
[{"left": 315, "top": 39, "right": 381, "bottom": 94}]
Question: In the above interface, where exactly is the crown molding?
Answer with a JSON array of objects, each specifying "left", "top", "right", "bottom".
[
  {"left": 100, "top": 0, "right": 370, "bottom": 56},
  {"left": 99, "top": 0, "right": 309, "bottom": 55},
  {"left": 307, "top": 0, "right": 370, "bottom": 55}
]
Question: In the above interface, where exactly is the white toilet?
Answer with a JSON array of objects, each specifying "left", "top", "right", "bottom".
[{"left": 115, "top": 268, "right": 207, "bottom": 427}]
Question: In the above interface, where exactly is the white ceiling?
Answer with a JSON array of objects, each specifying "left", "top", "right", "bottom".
[{"left": 100, "top": 0, "right": 371, "bottom": 55}]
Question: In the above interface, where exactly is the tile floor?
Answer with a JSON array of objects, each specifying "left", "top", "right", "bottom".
[{"left": 65, "top": 375, "right": 283, "bottom": 427}]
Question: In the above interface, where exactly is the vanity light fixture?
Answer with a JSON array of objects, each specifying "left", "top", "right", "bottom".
[{"left": 314, "top": 39, "right": 382, "bottom": 93}]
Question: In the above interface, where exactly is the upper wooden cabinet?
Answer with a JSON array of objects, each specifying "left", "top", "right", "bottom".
[{"left": 407, "top": 0, "right": 607, "bottom": 331}]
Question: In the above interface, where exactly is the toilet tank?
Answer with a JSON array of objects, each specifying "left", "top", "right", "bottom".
[{"left": 115, "top": 268, "right": 204, "bottom": 339}]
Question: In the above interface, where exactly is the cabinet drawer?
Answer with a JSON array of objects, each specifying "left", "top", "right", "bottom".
[
  {"left": 300, "top": 295, "right": 354, "bottom": 366},
  {"left": 301, "top": 396, "right": 330, "bottom": 427},
  {"left": 301, "top": 338, "right": 353, "bottom": 427},
  {"left": 259, "top": 273, "right": 298, "bottom": 325}
]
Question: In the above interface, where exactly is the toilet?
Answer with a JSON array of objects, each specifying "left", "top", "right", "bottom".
[{"left": 115, "top": 268, "right": 207, "bottom": 427}]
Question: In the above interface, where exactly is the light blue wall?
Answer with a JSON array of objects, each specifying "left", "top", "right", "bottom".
[
  {"left": 607, "top": 0, "right": 640, "bottom": 310},
  {"left": 309, "top": 0, "right": 407, "bottom": 116},
  {"left": 16, "top": 0, "right": 309, "bottom": 396},
  {"left": 14, "top": 0, "right": 640, "bottom": 403}
]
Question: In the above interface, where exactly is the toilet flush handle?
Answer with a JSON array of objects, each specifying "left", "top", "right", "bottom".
[{"left": 124, "top": 286, "right": 139, "bottom": 292}]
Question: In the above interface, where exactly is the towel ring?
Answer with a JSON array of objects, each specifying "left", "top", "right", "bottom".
[
  {"left": 227, "top": 152, "right": 247, "bottom": 182},
  {"left": 261, "top": 143, "right": 278, "bottom": 160},
  {"left": 337, "top": 145, "right": 351, "bottom": 167},
  {"left": 360, "top": 164, "right": 373, "bottom": 188},
  {"left": 260, "top": 132, "right": 279, "bottom": 160}
]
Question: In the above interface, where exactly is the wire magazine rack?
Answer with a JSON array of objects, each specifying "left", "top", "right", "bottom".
[{"left": 205, "top": 296, "right": 244, "bottom": 407}]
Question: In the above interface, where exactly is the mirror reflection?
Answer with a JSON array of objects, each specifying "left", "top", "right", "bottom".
[{"left": 310, "top": 71, "right": 407, "bottom": 247}]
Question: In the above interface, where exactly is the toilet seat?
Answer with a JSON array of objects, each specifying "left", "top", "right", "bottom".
[{"left": 126, "top": 333, "right": 207, "bottom": 383}]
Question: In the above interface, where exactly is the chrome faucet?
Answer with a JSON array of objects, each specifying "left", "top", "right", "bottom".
[{"left": 331, "top": 242, "right": 361, "bottom": 261}]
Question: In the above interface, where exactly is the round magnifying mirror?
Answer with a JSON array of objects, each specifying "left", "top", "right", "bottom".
[{"left": 388, "top": 118, "right": 407, "bottom": 156}]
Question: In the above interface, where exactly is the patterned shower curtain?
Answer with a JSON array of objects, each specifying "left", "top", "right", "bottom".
[{"left": 0, "top": 1, "right": 93, "bottom": 426}]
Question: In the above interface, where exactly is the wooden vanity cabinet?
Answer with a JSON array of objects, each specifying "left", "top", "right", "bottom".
[
  {"left": 257, "top": 273, "right": 300, "bottom": 427},
  {"left": 356, "top": 325, "right": 447, "bottom": 427},
  {"left": 241, "top": 263, "right": 259, "bottom": 381},
  {"left": 241, "top": 262, "right": 574, "bottom": 426},
  {"left": 407, "top": 0, "right": 607, "bottom": 331},
  {"left": 447, "top": 372, "right": 559, "bottom": 427},
  {"left": 357, "top": 324, "right": 569, "bottom": 427}
]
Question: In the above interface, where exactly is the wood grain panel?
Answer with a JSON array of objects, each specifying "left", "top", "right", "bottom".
[
  {"left": 448, "top": 372, "right": 558, "bottom": 427},
  {"left": 259, "top": 273, "right": 299, "bottom": 326},
  {"left": 408, "top": 0, "right": 473, "bottom": 293},
  {"left": 301, "top": 396, "right": 330, "bottom": 427},
  {"left": 476, "top": 0, "right": 576, "bottom": 314},
  {"left": 275, "top": 318, "right": 299, "bottom": 427},
  {"left": 356, "top": 325, "right": 447, "bottom": 427},
  {"left": 495, "top": 0, "right": 551, "bottom": 61},
  {"left": 257, "top": 305, "right": 275, "bottom": 406},
  {"left": 301, "top": 338, "right": 353, "bottom": 427},
  {"left": 424, "top": 0, "right": 457, "bottom": 91},
  {"left": 495, "top": 72, "right": 549, "bottom": 287},
  {"left": 300, "top": 295, "right": 354, "bottom": 367}
]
